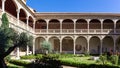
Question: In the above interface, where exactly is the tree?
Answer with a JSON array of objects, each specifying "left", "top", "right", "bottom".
[
  {"left": 0, "top": 13, "right": 33, "bottom": 68},
  {"left": 41, "top": 41, "right": 52, "bottom": 54}
]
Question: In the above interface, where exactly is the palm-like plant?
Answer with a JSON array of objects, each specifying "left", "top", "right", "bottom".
[{"left": 0, "top": 13, "right": 33, "bottom": 68}]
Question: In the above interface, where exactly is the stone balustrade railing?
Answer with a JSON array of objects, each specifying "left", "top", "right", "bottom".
[{"left": 35, "top": 29, "right": 117, "bottom": 34}]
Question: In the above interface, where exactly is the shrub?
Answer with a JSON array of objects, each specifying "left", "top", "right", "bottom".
[
  {"left": 110, "top": 55, "right": 119, "bottom": 65},
  {"left": 8, "top": 60, "right": 30, "bottom": 67},
  {"left": 33, "top": 55, "right": 62, "bottom": 68},
  {"left": 21, "top": 55, "right": 36, "bottom": 59},
  {"left": 99, "top": 55, "right": 107, "bottom": 65}
]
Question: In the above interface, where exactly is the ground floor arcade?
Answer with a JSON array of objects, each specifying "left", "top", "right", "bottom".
[{"left": 35, "top": 35, "right": 120, "bottom": 54}]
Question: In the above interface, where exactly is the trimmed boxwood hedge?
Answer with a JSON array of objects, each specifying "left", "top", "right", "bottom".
[{"left": 8, "top": 60, "right": 30, "bottom": 67}]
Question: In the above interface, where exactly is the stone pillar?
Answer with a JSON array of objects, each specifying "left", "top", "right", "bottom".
[
  {"left": 32, "top": 38, "right": 35, "bottom": 54},
  {"left": 59, "top": 19, "right": 63, "bottom": 34},
  {"left": 33, "top": 21, "right": 35, "bottom": 33},
  {"left": 16, "top": 47, "right": 20, "bottom": 59},
  {"left": 113, "top": 19, "right": 117, "bottom": 33},
  {"left": 87, "top": 19, "right": 90, "bottom": 34},
  {"left": 100, "top": 39, "right": 103, "bottom": 55},
  {"left": 73, "top": 19, "right": 77, "bottom": 33},
  {"left": 2, "top": 0, "right": 6, "bottom": 13},
  {"left": 73, "top": 39, "right": 76, "bottom": 55},
  {"left": 87, "top": 37, "right": 90, "bottom": 54},
  {"left": 100, "top": 19, "right": 103, "bottom": 33},
  {"left": 60, "top": 38, "right": 62, "bottom": 53},
  {"left": 26, "top": 16, "right": 29, "bottom": 30},
  {"left": 46, "top": 19, "right": 49, "bottom": 34},
  {"left": 26, "top": 45, "right": 29, "bottom": 55},
  {"left": 17, "top": 9, "right": 20, "bottom": 25}
]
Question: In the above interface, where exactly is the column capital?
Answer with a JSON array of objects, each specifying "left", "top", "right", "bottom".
[
  {"left": 72, "top": 19, "right": 77, "bottom": 23},
  {"left": 100, "top": 19, "right": 104, "bottom": 22},
  {"left": 59, "top": 19, "right": 63, "bottom": 23},
  {"left": 16, "top": 8, "right": 20, "bottom": 13},
  {"left": 86, "top": 19, "right": 91, "bottom": 22},
  {"left": 45, "top": 19, "right": 50, "bottom": 23}
]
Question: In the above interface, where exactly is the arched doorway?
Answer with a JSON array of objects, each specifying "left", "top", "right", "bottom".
[
  {"left": 89, "top": 36, "right": 101, "bottom": 54},
  {"left": 62, "top": 36, "right": 73, "bottom": 53},
  {"left": 35, "top": 37, "right": 45, "bottom": 53},
  {"left": 102, "top": 36, "right": 114, "bottom": 53},
  {"left": 75, "top": 36, "right": 87, "bottom": 54},
  {"left": 49, "top": 37, "right": 60, "bottom": 52}
]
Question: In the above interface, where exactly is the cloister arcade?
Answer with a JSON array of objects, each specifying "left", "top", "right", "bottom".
[
  {"left": 0, "top": 0, "right": 120, "bottom": 58},
  {"left": 35, "top": 35, "right": 120, "bottom": 54}
]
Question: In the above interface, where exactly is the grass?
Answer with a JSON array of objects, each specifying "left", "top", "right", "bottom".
[
  {"left": 59, "top": 56, "right": 96, "bottom": 64},
  {"left": 7, "top": 63, "right": 25, "bottom": 68}
]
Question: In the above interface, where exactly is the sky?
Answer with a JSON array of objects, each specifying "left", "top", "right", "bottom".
[{"left": 27, "top": 0, "right": 120, "bottom": 13}]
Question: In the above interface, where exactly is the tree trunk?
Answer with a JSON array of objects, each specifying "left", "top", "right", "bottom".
[{"left": 0, "top": 58, "right": 7, "bottom": 68}]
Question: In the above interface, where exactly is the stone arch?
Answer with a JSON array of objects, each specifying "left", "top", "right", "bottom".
[
  {"left": 62, "top": 36, "right": 74, "bottom": 53},
  {"left": 5, "top": 0, "right": 18, "bottom": 18},
  {"left": 28, "top": 16, "right": 34, "bottom": 28},
  {"left": 103, "top": 19, "right": 114, "bottom": 29},
  {"left": 49, "top": 19, "right": 60, "bottom": 29},
  {"left": 0, "top": 0, "right": 1, "bottom": 9},
  {"left": 89, "top": 19, "right": 101, "bottom": 29},
  {"left": 89, "top": 36, "right": 101, "bottom": 54},
  {"left": 36, "top": 19, "right": 47, "bottom": 29},
  {"left": 75, "top": 36, "right": 87, "bottom": 54},
  {"left": 49, "top": 36, "right": 60, "bottom": 52},
  {"left": 116, "top": 20, "right": 120, "bottom": 29},
  {"left": 35, "top": 37, "right": 45, "bottom": 53},
  {"left": 102, "top": 36, "right": 114, "bottom": 53},
  {"left": 19, "top": 9, "right": 27, "bottom": 23},
  {"left": 76, "top": 19, "right": 87, "bottom": 29},
  {"left": 116, "top": 36, "right": 120, "bottom": 52},
  {"left": 62, "top": 19, "right": 74, "bottom": 29}
]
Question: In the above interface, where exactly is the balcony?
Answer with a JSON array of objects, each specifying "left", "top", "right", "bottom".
[
  {"left": 6, "top": 12, "right": 34, "bottom": 33},
  {"left": 35, "top": 29, "right": 117, "bottom": 35}
]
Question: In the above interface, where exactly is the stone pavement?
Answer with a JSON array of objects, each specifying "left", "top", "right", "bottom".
[{"left": 62, "top": 65, "right": 77, "bottom": 68}]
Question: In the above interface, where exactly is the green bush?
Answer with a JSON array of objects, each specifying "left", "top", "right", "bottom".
[
  {"left": 21, "top": 55, "right": 36, "bottom": 59},
  {"left": 110, "top": 55, "right": 119, "bottom": 65},
  {"left": 9, "top": 60, "right": 30, "bottom": 66},
  {"left": 99, "top": 55, "right": 107, "bottom": 65}
]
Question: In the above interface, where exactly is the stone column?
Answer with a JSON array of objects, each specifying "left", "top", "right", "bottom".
[
  {"left": 16, "top": 47, "right": 20, "bottom": 59},
  {"left": 59, "top": 19, "right": 63, "bottom": 34},
  {"left": 32, "top": 38, "right": 35, "bottom": 54},
  {"left": 46, "top": 19, "right": 49, "bottom": 34},
  {"left": 113, "top": 19, "right": 117, "bottom": 33},
  {"left": 100, "top": 19, "right": 103, "bottom": 33},
  {"left": 2, "top": 0, "right": 6, "bottom": 13},
  {"left": 17, "top": 8, "right": 20, "bottom": 25},
  {"left": 26, "top": 16, "right": 29, "bottom": 30},
  {"left": 100, "top": 39, "right": 103, "bottom": 55},
  {"left": 60, "top": 38, "right": 62, "bottom": 53},
  {"left": 87, "top": 19, "right": 90, "bottom": 34},
  {"left": 33, "top": 21, "right": 35, "bottom": 33},
  {"left": 73, "top": 39, "right": 76, "bottom": 55},
  {"left": 87, "top": 37, "right": 90, "bottom": 54},
  {"left": 73, "top": 19, "right": 77, "bottom": 33}
]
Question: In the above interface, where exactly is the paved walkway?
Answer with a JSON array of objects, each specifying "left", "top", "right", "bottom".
[{"left": 62, "top": 65, "right": 77, "bottom": 68}]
